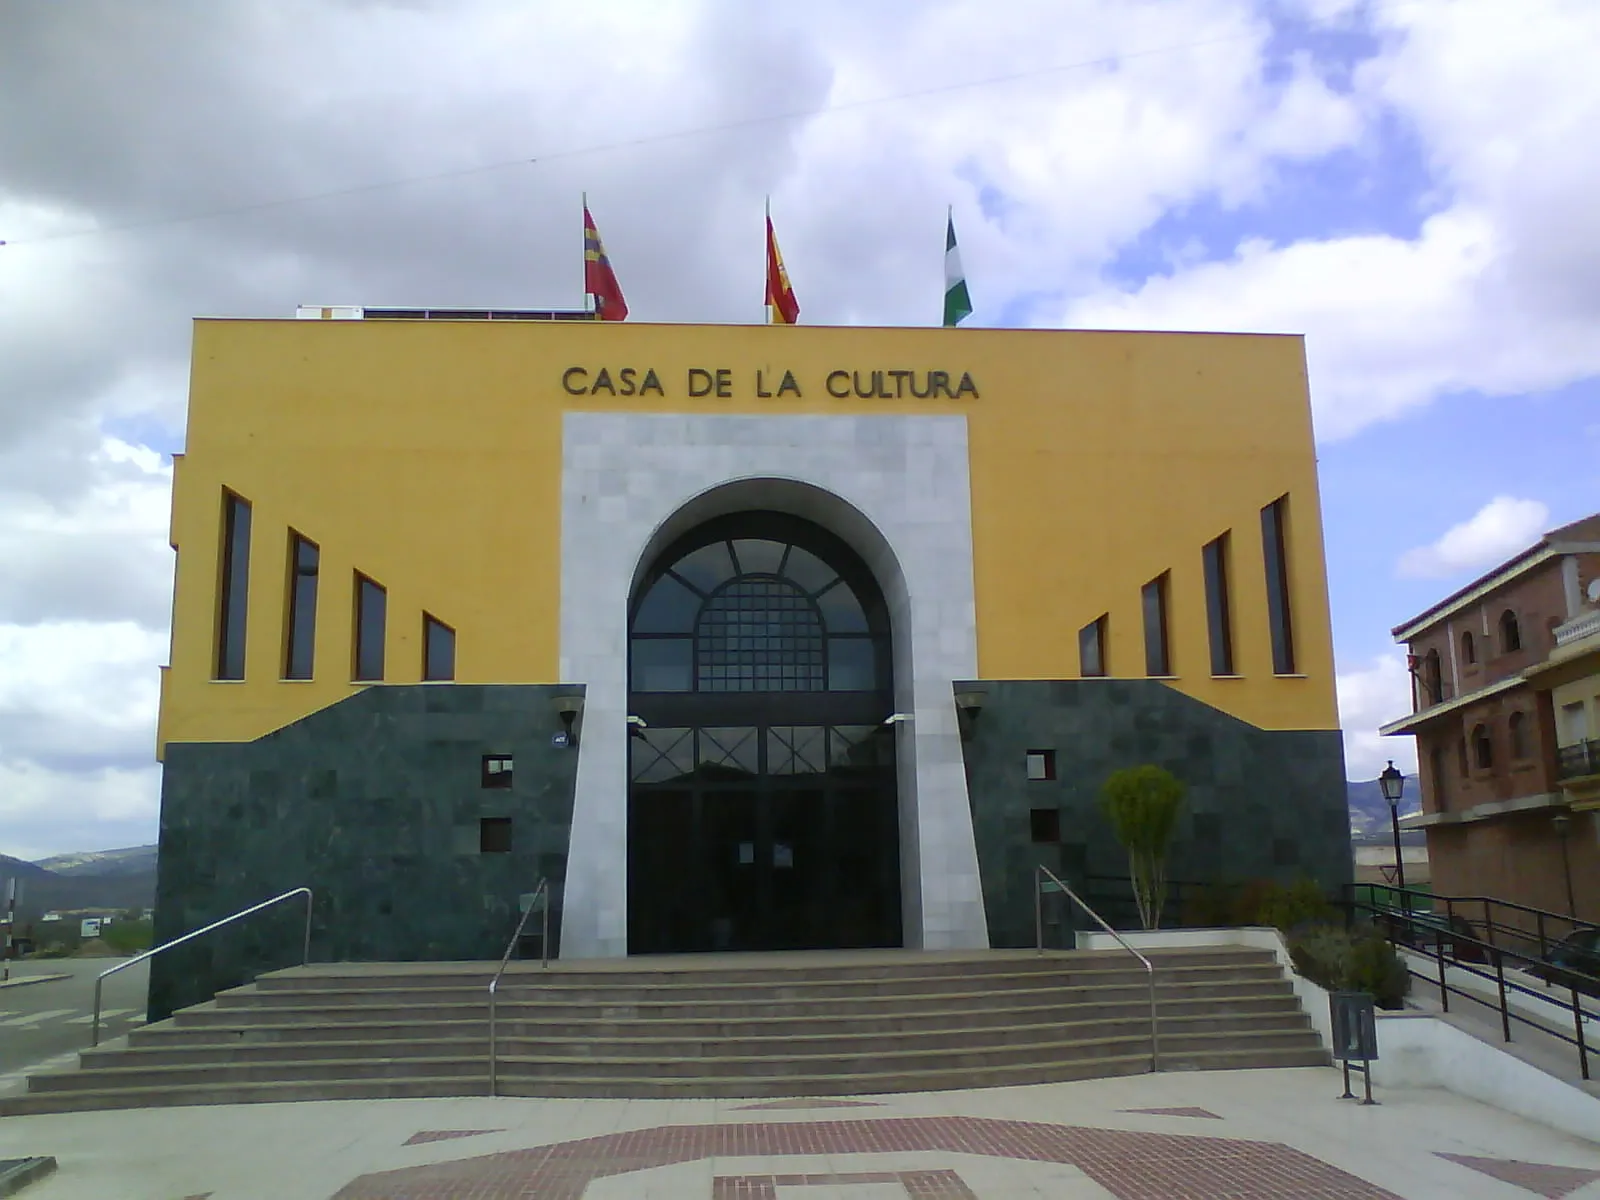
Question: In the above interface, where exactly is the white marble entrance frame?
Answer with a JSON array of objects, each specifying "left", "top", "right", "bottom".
[{"left": 558, "top": 412, "right": 988, "bottom": 958}]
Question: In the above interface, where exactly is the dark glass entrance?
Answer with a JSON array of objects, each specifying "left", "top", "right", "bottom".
[{"left": 627, "top": 513, "right": 901, "bottom": 954}]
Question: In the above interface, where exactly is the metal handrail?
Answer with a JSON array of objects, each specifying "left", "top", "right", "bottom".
[
  {"left": 1347, "top": 895, "right": 1594, "bottom": 1080},
  {"left": 1035, "top": 864, "right": 1160, "bottom": 1071},
  {"left": 92, "top": 886, "right": 312, "bottom": 1047},
  {"left": 488, "top": 879, "right": 550, "bottom": 1097}
]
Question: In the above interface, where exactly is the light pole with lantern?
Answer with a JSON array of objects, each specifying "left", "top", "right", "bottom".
[{"left": 1379, "top": 761, "right": 1407, "bottom": 907}]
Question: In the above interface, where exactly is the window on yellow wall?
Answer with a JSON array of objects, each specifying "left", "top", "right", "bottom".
[
  {"left": 423, "top": 614, "right": 455, "bottom": 682},
  {"left": 1202, "top": 533, "right": 1234, "bottom": 676},
  {"left": 353, "top": 574, "right": 386, "bottom": 682},
  {"left": 215, "top": 490, "right": 252, "bottom": 680},
  {"left": 1141, "top": 572, "right": 1171, "bottom": 677},
  {"left": 1078, "top": 614, "right": 1108, "bottom": 677},
  {"left": 1260, "top": 495, "right": 1296, "bottom": 674},
  {"left": 283, "top": 533, "right": 319, "bottom": 680}
]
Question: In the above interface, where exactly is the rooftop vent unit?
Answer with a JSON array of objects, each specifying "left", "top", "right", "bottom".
[{"left": 295, "top": 305, "right": 596, "bottom": 322}]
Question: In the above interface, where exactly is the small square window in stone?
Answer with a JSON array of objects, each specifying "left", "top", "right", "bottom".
[
  {"left": 480, "top": 816, "right": 512, "bottom": 854},
  {"left": 1026, "top": 749, "right": 1057, "bottom": 781},
  {"left": 481, "top": 755, "right": 513, "bottom": 788},
  {"left": 1030, "top": 808, "right": 1061, "bottom": 843}
]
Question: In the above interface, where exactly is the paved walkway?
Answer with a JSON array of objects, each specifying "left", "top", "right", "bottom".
[{"left": 2, "top": 1067, "right": 1598, "bottom": 1198}]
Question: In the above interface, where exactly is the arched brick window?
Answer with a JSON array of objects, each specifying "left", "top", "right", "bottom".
[
  {"left": 1499, "top": 609, "right": 1522, "bottom": 653},
  {"left": 1461, "top": 630, "right": 1476, "bottom": 665},
  {"left": 1508, "top": 710, "right": 1528, "bottom": 759},
  {"left": 1472, "top": 723, "right": 1493, "bottom": 770},
  {"left": 1423, "top": 649, "right": 1443, "bottom": 705}
]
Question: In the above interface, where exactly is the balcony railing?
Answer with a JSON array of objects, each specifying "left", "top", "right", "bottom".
[
  {"left": 1555, "top": 610, "right": 1600, "bottom": 647},
  {"left": 1558, "top": 739, "right": 1600, "bottom": 781}
]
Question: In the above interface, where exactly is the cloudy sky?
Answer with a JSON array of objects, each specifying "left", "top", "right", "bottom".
[{"left": 2, "top": 0, "right": 1597, "bottom": 859}]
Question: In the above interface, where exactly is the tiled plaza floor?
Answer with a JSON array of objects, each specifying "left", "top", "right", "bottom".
[{"left": 1, "top": 1067, "right": 1598, "bottom": 1199}]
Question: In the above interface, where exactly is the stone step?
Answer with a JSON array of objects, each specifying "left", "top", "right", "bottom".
[
  {"left": 0, "top": 1044, "right": 1330, "bottom": 1114},
  {"left": 225, "top": 963, "right": 1285, "bottom": 1007},
  {"left": 131, "top": 993, "right": 1307, "bottom": 1047},
  {"left": 252, "top": 948, "right": 1279, "bottom": 991},
  {"left": 185, "top": 978, "right": 1292, "bottom": 1026},
  {"left": 29, "top": 1028, "right": 1320, "bottom": 1093},
  {"left": 89, "top": 1011, "right": 1312, "bottom": 1069}
]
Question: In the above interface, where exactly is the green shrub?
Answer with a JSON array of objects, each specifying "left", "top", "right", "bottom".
[
  {"left": 1288, "top": 924, "right": 1409, "bottom": 1009},
  {"left": 1254, "top": 876, "right": 1335, "bottom": 932},
  {"left": 1100, "top": 765, "right": 1186, "bottom": 930}
]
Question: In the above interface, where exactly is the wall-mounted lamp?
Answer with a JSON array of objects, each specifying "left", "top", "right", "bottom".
[
  {"left": 627, "top": 714, "right": 648, "bottom": 739},
  {"left": 954, "top": 687, "right": 988, "bottom": 741},
  {"left": 882, "top": 713, "right": 914, "bottom": 726},
  {"left": 553, "top": 694, "right": 584, "bottom": 748}
]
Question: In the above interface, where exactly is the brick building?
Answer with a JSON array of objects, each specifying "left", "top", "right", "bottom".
[{"left": 1382, "top": 514, "right": 1600, "bottom": 921}]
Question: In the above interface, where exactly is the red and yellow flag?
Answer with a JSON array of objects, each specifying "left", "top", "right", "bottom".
[
  {"left": 583, "top": 204, "right": 628, "bottom": 321},
  {"left": 765, "top": 215, "right": 799, "bottom": 325}
]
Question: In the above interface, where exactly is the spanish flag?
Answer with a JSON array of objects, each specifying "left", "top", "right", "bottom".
[
  {"left": 765, "top": 208, "right": 799, "bottom": 325},
  {"left": 583, "top": 201, "right": 628, "bottom": 321}
]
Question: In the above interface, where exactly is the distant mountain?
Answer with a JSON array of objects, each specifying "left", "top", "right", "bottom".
[
  {"left": 1347, "top": 776, "right": 1426, "bottom": 845},
  {"left": 34, "top": 845, "right": 158, "bottom": 877},
  {"left": 0, "top": 845, "right": 157, "bottom": 919}
]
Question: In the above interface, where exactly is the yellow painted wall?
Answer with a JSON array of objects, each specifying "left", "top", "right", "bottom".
[{"left": 159, "top": 319, "right": 1338, "bottom": 755}]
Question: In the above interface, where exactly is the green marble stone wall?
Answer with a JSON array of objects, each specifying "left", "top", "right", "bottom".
[
  {"left": 957, "top": 679, "right": 1351, "bottom": 948},
  {"left": 149, "top": 684, "right": 581, "bottom": 1022}
]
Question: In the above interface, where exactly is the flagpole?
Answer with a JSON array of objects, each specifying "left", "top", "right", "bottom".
[
  {"left": 764, "top": 195, "right": 771, "bottom": 325},
  {"left": 582, "top": 191, "right": 594, "bottom": 317}
]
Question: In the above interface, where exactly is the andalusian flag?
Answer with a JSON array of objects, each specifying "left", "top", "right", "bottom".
[
  {"left": 766, "top": 203, "right": 799, "bottom": 324},
  {"left": 943, "top": 209, "right": 972, "bottom": 327}
]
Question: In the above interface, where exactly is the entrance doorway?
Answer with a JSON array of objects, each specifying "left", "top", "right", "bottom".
[{"left": 627, "top": 514, "right": 901, "bottom": 954}]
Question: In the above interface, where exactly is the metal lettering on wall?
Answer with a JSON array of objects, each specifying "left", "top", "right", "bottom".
[{"left": 560, "top": 366, "right": 980, "bottom": 400}]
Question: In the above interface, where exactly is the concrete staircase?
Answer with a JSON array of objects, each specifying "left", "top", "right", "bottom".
[{"left": 0, "top": 946, "right": 1328, "bottom": 1113}]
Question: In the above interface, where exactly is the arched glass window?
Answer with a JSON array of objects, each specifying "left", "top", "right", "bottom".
[
  {"left": 1472, "top": 723, "right": 1493, "bottom": 770},
  {"left": 631, "top": 531, "right": 884, "bottom": 694},
  {"left": 1500, "top": 609, "right": 1522, "bottom": 653},
  {"left": 1508, "top": 710, "right": 1528, "bottom": 759},
  {"left": 1461, "top": 630, "right": 1476, "bottom": 665}
]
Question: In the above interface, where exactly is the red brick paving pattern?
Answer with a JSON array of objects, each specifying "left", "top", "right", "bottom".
[
  {"left": 1119, "top": 1106, "right": 1223, "bottom": 1119},
  {"left": 333, "top": 1115, "right": 1405, "bottom": 1199},
  {"left": 712, "top": 1169, "right": 978, "bottom": 1198},
  {"left": 404, "top": 1130, "right": 505, "bottom": 1146},
  {"left": 1436, "top": 1152, "right": 1600, "bottom": 1199}
]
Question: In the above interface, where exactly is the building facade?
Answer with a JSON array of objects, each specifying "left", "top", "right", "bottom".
[
  {"left": 151, "top": 311, "right": 1350, "bottom": 1017},
  {"left": 1382, "top": 515, "right": 1600, "bottom": 921}
]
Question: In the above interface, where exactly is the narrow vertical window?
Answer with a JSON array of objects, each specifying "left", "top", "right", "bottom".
[
  {"left": 1202, "top": 533, "right": 1235, "bottom": 675},
  {"left": 353, "top": 574, "right": 386, "bottom": 681},
  {"left": 1142, "top": 572, "right": 1171, "bottom": 677},
  {"left": 423, "top": 614, "right": 455, "bottom": 682},
  {"left": 1078, "top": 614, "right": 1108, "bottom": 677},
  {"left": 283, "top": 534, "right": 320, "bottom": 680},
  {"left": 1261, "top": 495, "right": 1296, "bottom": 674},
  {"left": 215, "top": 490, "right": 252, "bottom": 680}
]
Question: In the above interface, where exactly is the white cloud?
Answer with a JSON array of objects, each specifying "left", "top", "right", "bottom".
[
  {"left": 1396, "top": 496, "right": 1550, "bottom": 579},
  {"left": 1061, "top": 0, "right": 1600, "bottom": 440},
  {"left": 1337, "top": 652, "right": 1417, "bottom": 781}
]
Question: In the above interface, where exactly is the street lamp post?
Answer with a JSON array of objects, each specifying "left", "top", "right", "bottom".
[{"left": 1379, "top": 761, "right": 1407, "bottom": 910}]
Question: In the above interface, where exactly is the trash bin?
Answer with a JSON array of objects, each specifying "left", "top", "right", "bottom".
[{"left": 1329, "top": 990, "right": 1379, "bottom": 1104}]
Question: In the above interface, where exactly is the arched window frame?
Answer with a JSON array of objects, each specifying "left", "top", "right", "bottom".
[
  {"left": 1471, "top": 723, "right": 1493, "bottom": 771},
  {"left": 1499, "top": 609, "right": 1522, "bottom": 653},
  {"left": 1508, "top": 710, "right": 1528, "bottom": 759},
  {"left": 628, "top": 516, "right": 891, "bottom": 696},
  {"left": 1422, "top": 648, "right": 1444, "bottom": 706},
  {"left": 1461, "top": 630, "right": 1476, "bottom": 665}
]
